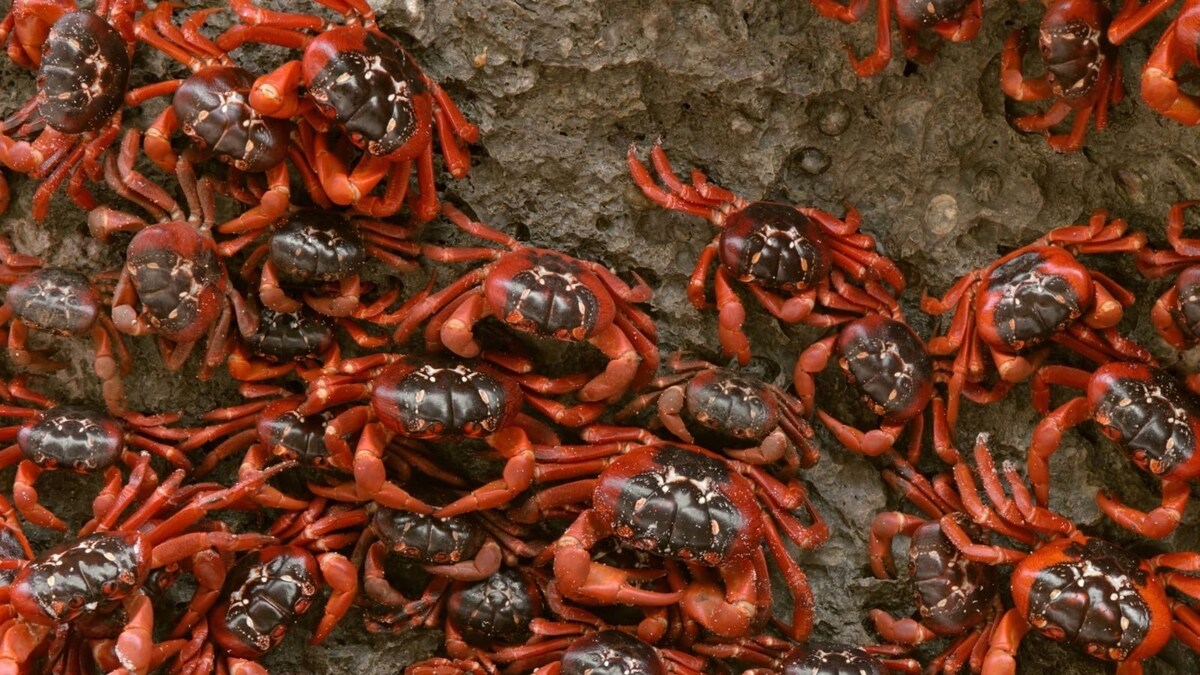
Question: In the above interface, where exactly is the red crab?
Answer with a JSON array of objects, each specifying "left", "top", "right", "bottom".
[
  {"left": 172, "top": 545, "right": 356, "bottom": 674},
  {"left": 181, "top": 384, "right": 497, "bottom": 523},
  {"left": 531, "top": 630, "right": 708, "bottom": 675},
  {"left": 295, "top": 353, "right": 592, "bottom": 519},
  {"left": 1134, "top": 200, "right": 1200, "bottom": 349},
  {"left": 1108, "top": 0, "right": 1200, "bottom": 123},
  {"left": 616, "top": 352, "right": 818, "bottom": 470},
  {"left": 0, "top": 237, "right": 133, "bottom": 414},
  {"left": 530, "top": 441, "right": 826, "bottom": 641},
  {"left": 0, "top": 0, "right": 141, "bottom": 219},
  {"left": 867, "top": 453, "right": 1009, "bottom": 674},
  {"left": 222, "top": 305, "right": 338, "bottom": 383},
  {"left": 1028, "top": 362, "right": 1200, "bottom": 539},
  {"left": 627, "top": 142, "right": 903, "bottom": 365},
  {"left": 794, "top": 315, "right": 936, "bottom": 462},
  {"left": 124, "top": 3, "right": 295, "bottom": 235},
  {"left": 1129, "top": 0, "right": 1200, "bottom": 124},
  {"left": 0, "top": 464, "right": 291, "bottom": 675},
  {"left": 215, "top": 0, "right": 479, "bottom": 220},
  {"left": 360, "top": 497, "right": 545, "bottom": 634},
  {"left": 934, "top": 433, "right": 1200, "bottom": 674},
  {"left": 1000, "top": 0, "right": 1123, "bottom": 152},
  {"left": 217, "top": 207, "right": 420, "bottom": 320},
  {"left": 696, "top": 637, "right": 921, "bottom": 674},
  {"left": 0, "top": 0, "right": 67, "bottom": 69},
  {"left": 92, "top": 131, "right": 255, "bottom": 377},
  {"left": 181, "top": 391, "right": 370, "bottom": 513},
  {"left": 0, "top": 380, "right": 193, "bottom": 531},
  {"left": 401, "top": 568, "right": 609, "bottom": 675},
  {"left": 806, "top": 0, "right": 981, "bottom": 76},
  {"left": 921, "top": 212, "right": 1149, "bottom": 430},
  {"left": 391, "top": 203, "right": 659, "bottom": 403}
]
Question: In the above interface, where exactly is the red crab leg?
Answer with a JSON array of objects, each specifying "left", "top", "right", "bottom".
[
  {"left": 1097, "top": 479, "right": 1190, "bottom": 539},
  {"left": 311, "top": 553, "right": 357, "bottom": 644},
  {"left": 1110, "top": 0, "right": 1177, "bottom": 44},
  {"left": 713, "top": 267, "right": 752, "bottom": 365},
  {"left": 846, "top": 0, "right": 893, "bottom": 77},
  {"left": 554, "top": 510, "right": 681, "bottom": 606}
]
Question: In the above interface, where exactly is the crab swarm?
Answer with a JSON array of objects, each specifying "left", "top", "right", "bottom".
[{"left": 0, "top": 0, "right": 1197, "bottom": 674}]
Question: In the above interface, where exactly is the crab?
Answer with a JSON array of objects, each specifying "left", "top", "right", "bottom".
[
  {"left": 179, "top": 384, "right": 491, "bottom": 523},
  {"left": 217, "top": 207, "right": 420, "bottom": 320},
  {"left": 0, "top": 463, "right": 291, "bottom": 675},
  {"left": 1133, "top": 200, "right": 1200, "bottom": 349},
  {"left": 401, "top": 568, "right": 599, "bottom": 675},
  {"left": 0, "top": 0, "right": 69, "bottom": 69},
  {"left": 806, "top": 0, "right": 982, "bottom": 76},
  {"left": 389, "top": 203, "right": 658, "bottom": 403},
  {"left": 0, "top": 237, "right": 132, "bottom": 414},
  {"left": 531, "top": 630, "right": 708, "bottom": 675},
  {"left": 223, "top": 305, "right": 339, "bottom": 383},
  {"left": 696, "top": 637, "right": 921, "bottom": 674},
  {"left": 794, "top": 315, "right": 937, "bottom": 462},
  {"left": 627, "top": 142, "right": 903, "bottom": 365},
  {"left": 0, "top": 379, "right": 192, "bottom": 531},
  {"left": 616, "top": 352, "right": 818, "bottom": 471},
  {"left": 294, "top": 353, "right": 598, "bottom": 519},
  {"left": 866, "top": 452, "right": 1010, "bottom": 674},
  {"left": 91, "top": 130, "right": 256, "bottom": 377},
  {"left": 215, "top": 0, "right": 479, "bottom": 220},
  {"left": 1125, "top": 0, "right": 1200, "bottom": 125},
  {"left": 180, "top": 391, "right": 370, "bottom": 513},
  {"left": 359, "top": 495, "right": 546, "bottom": 634},
  {"left": 171, "top": 545, "right": 356, "bottom": 674},
  {"left": 1108, "top": 0, "right": 1200, "bottom": 123},
  {"left": 1027, "top": 362, "right": 1200, "bottom": 539},
  {"left": 933, "top": 433, "right": 1200, "bottom": 674},
  {"left": 529, "top": 440, "right": 827, "bottom": 641},
  {"left": 1000, "top": 0, "right": 1123, "bottom": 152},
  {"left": 124, "top": 3, "right": 295, "bottom": 234},
  {"left": 921, "top": 211, "right": 1150, "bottom": 430},
  {"left": 0, "top": 0, "right": 141, "bottom": 220}
]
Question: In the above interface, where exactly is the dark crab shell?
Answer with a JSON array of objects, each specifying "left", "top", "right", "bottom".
[
  {"left": 558, "top": 630, "right": 666, "bottom": 675},
  {"left": 256, "top": 400, "right": 338, "bottom": 468},
  {"left": 446, "top": 569, "right": 541, "bottom": 647},
  {"left": 483, "top": 247, "right": 616, "bottom": 342},
  {"left": 245, "top": 307, "right": 334, "bottom": 362},
  {"left": 1173, "top": 266, "right": 1200, "bottom": 342},
  {"left": 836, "top": 315, "right": 933, "bottom": 421},
  {"left": 908, "top": 515, "right": 998, "bottom": 636},
  {"left": 372, "top": 505, "right": 485, "bottom": 565},
  {"left": 37, "top": 11, "right": 131, "bottom": 134},
  {"left": 895, "top": 0, "right": 973, "bottom": 29},
  {"left": 976, "top": 247, "right": 1093, "bottom": 352},
  {"left": 719, "top": 201, "right": 832, "bottom": 292},
  {"left": 268, "top": 210, "right": 365, "bottom": 285},
  {"left": 17, "top": 405, "right": 125, "bottom": 472},
  {"left": 302, "top": 26, "right": 432, "bottom": 159},
  {"left": 5, "top": 268, "right": 101, "bottom": 336},
  {"left": 210, "top": 546, "right": 319, "bottom": 659},
  {"left": 11, "top": 533, "right": 150, "bottom": 625},
  {"left": 370, "top": 357, "right": 523, "bottom": 439},
  {"left": 778, "top": 644, "right": 887, "bottom": 675},
  {"left": 174, "top": 65, "right": 291, "bottom": 173},
  {"left": 1088, "top": 363, "right": 1200, "bottom": 481},
  {"left": 1038, "top": 1, "right": 1113, "bottom": 102},
  {"left": 592, "top": 443, "right": 763, "bottom": 565},
  {"left": 683, "top": 367, "right": 780, "bottom": 443},
  {"left": 1011, "top": 537, "right": 1171, "bottom": 663},
  {"left": 125, "top": 222, "right": 228, "bottom": 343}
]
